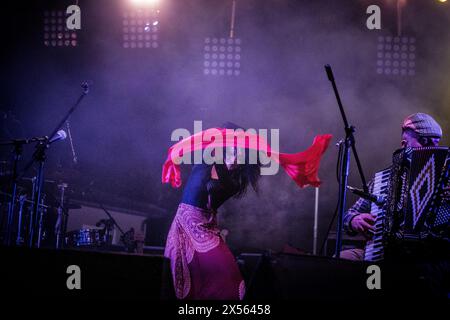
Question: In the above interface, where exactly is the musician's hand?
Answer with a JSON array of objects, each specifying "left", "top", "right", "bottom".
[{"left": 350, "top": 213, "right": 375, "bottom": 239}]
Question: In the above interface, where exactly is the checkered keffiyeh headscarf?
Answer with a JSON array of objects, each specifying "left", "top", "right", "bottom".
[{"left": 402, "top": 113, "right": 443, "bottom": 138}]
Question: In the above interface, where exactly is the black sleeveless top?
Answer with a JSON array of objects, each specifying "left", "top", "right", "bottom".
[{"left": 181, "top": 163, "right": 239, "bottom": 211}]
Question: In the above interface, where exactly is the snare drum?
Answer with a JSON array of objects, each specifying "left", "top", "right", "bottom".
[{"left": 65, "top": 228, "right": 104, "bottom": 247}]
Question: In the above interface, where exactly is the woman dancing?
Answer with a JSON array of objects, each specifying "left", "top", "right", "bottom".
[{"left": 162, "top": 123, "right": 331, "bottom": 300}]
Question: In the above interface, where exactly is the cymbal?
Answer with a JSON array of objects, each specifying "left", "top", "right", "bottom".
[
  {"left": 47, "top": 203, "right": 82, "bottom": 210},
  {"left": 65, "top": 202, "right": 82, "bottom": 210},
  {"left": 46, "top": 168, "right": 82, "bottom": 181},
  {"left": 21, "top": 177, "right": 56, "bottom": 184}
]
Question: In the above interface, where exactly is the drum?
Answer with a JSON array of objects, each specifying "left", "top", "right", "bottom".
[{"left": 65, "top": 228, "right": 105, "bottom": 247}]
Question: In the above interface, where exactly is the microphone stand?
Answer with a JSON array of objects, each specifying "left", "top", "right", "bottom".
[
  {"left": 21, "top": 82, "right": 90, "bottom": 247},
  {"left": 324, "top": 65, "right": 368, "bottom": 258},
  {"left": 82, "top": 184, "right": 129, "bottom": 250},
  {"left": 1, "top": 140, "right": 24, "bottom": 246},
  {"left": 97, "top": 204, "right": 126, "bottom": 246}
]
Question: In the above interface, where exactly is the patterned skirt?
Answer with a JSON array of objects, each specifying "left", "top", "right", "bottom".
[{"left": 164, "top": 203, "right": 245, "bottom": 300}]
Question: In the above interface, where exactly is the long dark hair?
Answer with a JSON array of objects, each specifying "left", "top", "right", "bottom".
[{"left": 220, "top": 122, "right": 261, "bottom": 198}]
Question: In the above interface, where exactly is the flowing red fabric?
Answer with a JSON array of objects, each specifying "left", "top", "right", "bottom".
[{"left": 162, "top": 128, "right": 332, "bottom": 188}]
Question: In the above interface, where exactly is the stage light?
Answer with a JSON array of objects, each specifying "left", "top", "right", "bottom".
[
  {"left": 123, "top": 9, "right": 160, "bottom": 49},
  {"left": 203, "top": 1, "right": 242, "bottom": 77},
  {"left": 130, "top": 0, "right": 160, "bottom": 7},
  {"left": 376, "top": 35, "right": 416, "bottom": 77},
  {"left": 43, "top": 10, "right": 78, "bottom": 47},
  {"left": 203, "top": 37, "right": 241, "bottom": 76},
  {"left": 437, "top": 0, "right": 447, "bottom": 3}
]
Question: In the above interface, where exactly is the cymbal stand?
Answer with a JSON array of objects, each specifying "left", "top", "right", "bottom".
[
  {"left": 27, "top": 176, "right": 37, "bottom": 247},
  {"left": 3, "top": 140, "right": 25, "bottom": 246},
  {"left": 15, "top": 194, "right": 27, "bottom": 246},
  {"left": 36, "top": 195, "right": 47, "bottom": 248},
  {"left": 55, "top": 182, "right": 68, "bottom": 249}
]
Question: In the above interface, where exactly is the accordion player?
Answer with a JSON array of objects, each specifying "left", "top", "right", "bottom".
[{"left": 342, "top": 113, "right": 448, "bottom": 261}]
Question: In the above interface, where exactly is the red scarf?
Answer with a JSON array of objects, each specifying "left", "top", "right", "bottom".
[{"left": 162, "top": 128, "right": 332, "bottom": 188}]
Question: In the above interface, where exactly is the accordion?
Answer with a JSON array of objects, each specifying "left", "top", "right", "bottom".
[{"left": 364, "top": 147, "right": 450, "bottom": 262}]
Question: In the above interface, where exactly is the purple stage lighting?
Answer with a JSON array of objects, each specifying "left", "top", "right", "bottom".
[
  {"left": 43, "top": 10, "right": 77, "bottom": 47},
  {"left": 123, "top": 9, "right": 159, "bottom": 49},
  {"left": 203, "top": 37, "right": 242, "bottom": 77},
  {"left": 130, "top": 0, "right": 160, "bottom": 6},
  {"left": 376, "top": 35, "right": 416, "bottom": 77}
]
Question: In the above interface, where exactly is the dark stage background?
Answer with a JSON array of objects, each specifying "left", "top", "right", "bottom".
[{"left": 1, "top": 0, "right": 449, "bottom": 254}]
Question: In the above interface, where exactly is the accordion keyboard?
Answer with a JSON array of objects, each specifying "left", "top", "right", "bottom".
[{"left": 363, "top": 168, "right": 391, "bottom": 262}]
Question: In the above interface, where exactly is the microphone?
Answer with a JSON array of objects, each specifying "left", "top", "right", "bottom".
[
  {"left": 49, "top": 130, "right": 67, "bottom": 144},
  {"left": 81, "top": 80, "right": 92, "bottom": 94},
  {"left": 347, "top": 186, "right": 385, "bottom": 206},
  {"left": 324, "top": 64, "right": 334, "bottom": 81}
]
